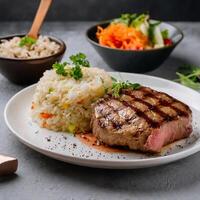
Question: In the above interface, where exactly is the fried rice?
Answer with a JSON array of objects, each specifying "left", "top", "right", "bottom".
[{"left": 31, "top": 67, "right": 112, "bottom": 133}]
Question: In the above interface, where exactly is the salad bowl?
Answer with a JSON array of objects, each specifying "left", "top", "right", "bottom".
[{"left": 86, "top": 21, "right": 183, "bottom": 72}]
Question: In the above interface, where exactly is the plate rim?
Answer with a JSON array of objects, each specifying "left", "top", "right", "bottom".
[{"left": 4, "top": 72, "right": 200, "bottom": 168}]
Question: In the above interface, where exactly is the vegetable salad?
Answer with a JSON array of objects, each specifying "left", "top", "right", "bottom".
[{"left": 96, "top": 13, "right": 172, "bottom": 50}]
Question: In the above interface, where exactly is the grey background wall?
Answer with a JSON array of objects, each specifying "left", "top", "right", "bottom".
[{"left": 0, "top": 0, "right": 199, "bottom": 21}]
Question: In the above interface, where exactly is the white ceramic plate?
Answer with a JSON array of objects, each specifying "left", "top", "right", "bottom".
[{"left": 4, "top": 72, "right": 200, "bottom": 169}]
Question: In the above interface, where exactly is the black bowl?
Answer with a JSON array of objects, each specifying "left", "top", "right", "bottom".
[
  {"left": 0, "top": 34, "right": 66, "bottom": 85},
  {"left": 86, "top": 21, "right": 183, "bottom": 73}
]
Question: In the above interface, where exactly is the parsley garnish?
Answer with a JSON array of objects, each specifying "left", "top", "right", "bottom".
[
  {"left": 112, "top": 81, "right": 141, "bottom": 97},
  {"left": 19, "top": 36, "right": 36, "bottom": 47},
  {"left": 70, "top": 53, "right": 90, "bottom": 67},
  {"left": 175, "top": 65, "right": 200, "bottom": 90},
  {"left": 52, "top": 62, "right": 68, "bottom": 76},
  {"left": 52, "top": 53, "right": 90, "bottom": 80},
  {"left": 70, "top": 65, "right": 83, "bottom": 80}
]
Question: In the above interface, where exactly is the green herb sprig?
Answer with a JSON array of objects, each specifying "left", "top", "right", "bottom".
[
  {"left": 19, "top": 36, "right": 36, "bottom": 47},
  {"left": 112, "top": 81, "right": 141, "bottom": 97},
  {"left": 175, "top": 65, "right": 200, "bottom": 90},
  {"left": 70, "top": 65, "right": 83, "bottom": 80},
  {"left": 69, "top": 53, "right": 90, "bottom": 68},
  {"left": 52, "top": 52, "right": 89, "bottom": 80},
  {"left": 52, "top": 62, "right": 68, "bottom": 76}
]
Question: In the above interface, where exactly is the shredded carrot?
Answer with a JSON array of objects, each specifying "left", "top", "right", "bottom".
[
  {"left": 40, "top": 112, "right": 55, "bottom": 119},
  {"left": 96, "top": 23, "right": 149, "bottom": 50}
]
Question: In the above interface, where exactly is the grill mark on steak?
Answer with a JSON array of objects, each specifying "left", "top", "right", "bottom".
[
  {"left": 119, "top": 99, "right": 160, "bottom": 128},
  {"left": 123, "top": 90, "right": 176, "bottom": 122},
  {"left": 140, "top": 87, "right": 189, "bottom": 117},
  {"left": 96, "top": 87, "right": 190, "bottom": 130},
  {"left": 104, "top": 94, "right": 160, "bottom": 128},
  {"left": 96, "top": 98, "right": 124, "bottom": 129}
]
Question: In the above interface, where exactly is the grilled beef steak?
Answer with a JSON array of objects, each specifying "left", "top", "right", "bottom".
[{"left": 91, "top": 86, "right": 192, "bottom": 153}]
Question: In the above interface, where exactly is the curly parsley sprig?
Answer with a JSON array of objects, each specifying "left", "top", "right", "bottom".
[
  {"left": 52, "top": 62, "right": 68, "bottom": 76},
  {"left": 112, "top": 81, "right": 141, "bottom": 97},
  {"left": 70, "top": 53, "right": 90, "bottom": 68},
  {"left": 70, "top": 65, "right": 83, "bottom": 80},
  {"left": 52, "top": 53, "right": 90, "bottom": 80}
]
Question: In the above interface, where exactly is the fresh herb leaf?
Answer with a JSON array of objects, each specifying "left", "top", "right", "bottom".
[
  {"left": 178, "top": 65, "right": 200, "bottom": 76},
  {"left": 70, "top": 53, "right": 90, "bottom": 67},
  {"left": 128, "top": 82, "right": 141, "bottom": 89},
  {"left": 175, "top": 65, "right": 200, "bottom": 90},
  {"left": 70, "top": 65, "right": 83, "bottom": 80},
  {"left": 161, "top": 29, "right": 169, "bottom": 39},
  {"left": 112, "top": 81, "right": 141, "bottom": 97},
  {"left": 52, "top": 62, "right": 68, "bottom": 76},
  {"left": 176, "top": 72, "right": 200, "bottom": 90},
  {"left": 19, "top": 36, "right": 36, "bottom": 47},
  {"left": 53, "top": 52, "right": 90, "bottom": 80}
]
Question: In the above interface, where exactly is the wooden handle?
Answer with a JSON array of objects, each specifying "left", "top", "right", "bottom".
[
  {"left": 0, "top": 155, "right": 18, "bottom": 176},
  {"left": 28, "top": 0, "right": 52, "bottom": 39}
]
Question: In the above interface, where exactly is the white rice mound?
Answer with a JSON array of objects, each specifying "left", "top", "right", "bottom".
[
  {"left": 31, "top": 67, "right": 112, "bottom": 133},
  {"left": 0, "top": 35, "right": 60, "bottom": 59}
]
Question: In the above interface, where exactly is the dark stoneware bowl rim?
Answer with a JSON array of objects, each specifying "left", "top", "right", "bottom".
[
  {"left": 0, "top": 34, "right": 66, "bottom": 61},
  {"left": 86, "top": 20, "right": 184, "bottom": 53}
]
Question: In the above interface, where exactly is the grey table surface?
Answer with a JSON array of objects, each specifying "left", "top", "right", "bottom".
[{"left": 0, "top": 22, "right": 200, "bottom": 200}]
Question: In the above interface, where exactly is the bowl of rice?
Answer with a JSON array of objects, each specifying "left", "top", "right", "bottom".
[{"left": 0, "top": 34, "right": 66, "bottom": 85}]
